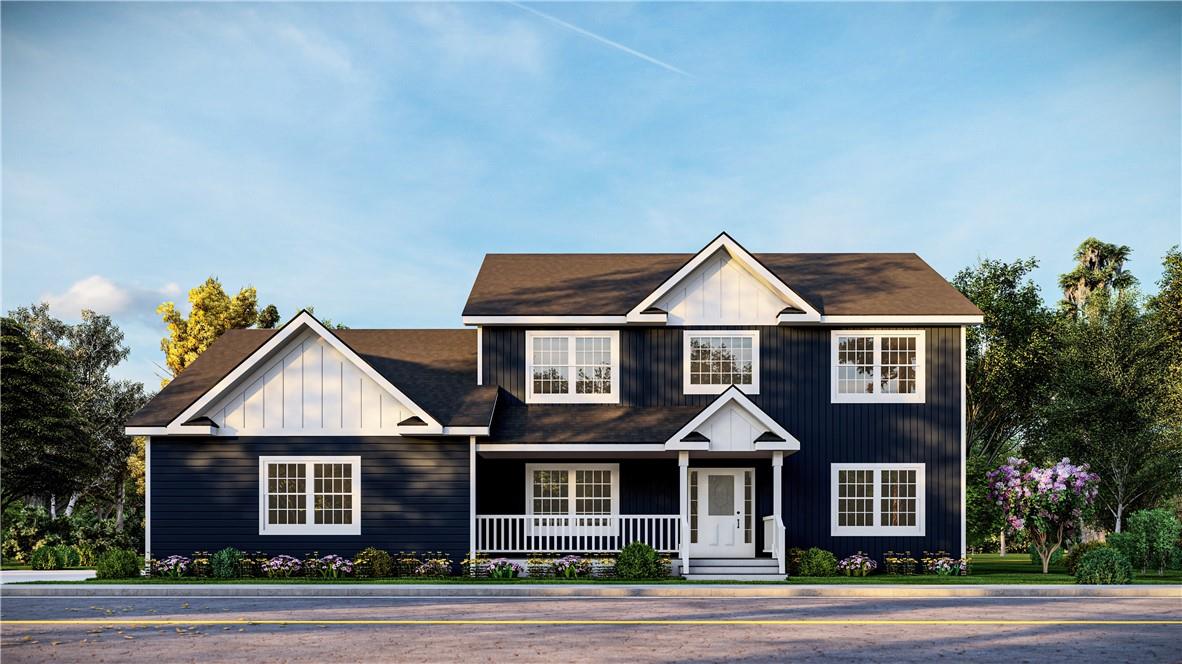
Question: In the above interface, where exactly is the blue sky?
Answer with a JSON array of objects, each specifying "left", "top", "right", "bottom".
[{"left": 3, "top": 2, "right": 1179, "bottom": 387}]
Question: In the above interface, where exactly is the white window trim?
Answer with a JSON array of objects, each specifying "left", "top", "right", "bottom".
[
  {"left": 682, "top": 329, "right": 760, "bottom": 395},
  {"left": 524, "top": 330, "right": 620, "bottom": 404},
  {"left": 830, "top": 329, "right": 926, "bottom": 404},
  {"left": 830, "top": 463, "right": 925, "bottom": 536},
  {"left": 258, "top": 455, "right": 361, "bottom": 536},
  {"left": 525, "top": 462, "right": 621, "bottom": 519}
]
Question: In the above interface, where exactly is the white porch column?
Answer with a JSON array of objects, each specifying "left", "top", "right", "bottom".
[
  {"left": 678, "top": 451, "right": 690, "bottom": 576},
  {"left": 469, "top": 436, "right": 477, "bottom": 560},
  {"left": 772, "top": 451, "right": 784, "bottom": 575},
  {"left": 144, "top": 436, "right": 151, "bottom": 568}
]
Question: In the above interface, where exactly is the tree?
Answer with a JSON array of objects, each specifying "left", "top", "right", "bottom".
[
  {"left": 988, "top": 457, "right": 1098, "bottom": 573},
  {"left": 0, "top": 318, "right": 92, "bottom": 510},
  {"left": 1036, "top": 290, "right": 1182, "bottom": 531},
  {"left": 257, "top": 304, "right": 281, "bottom": 329},
  {"left": 304, "top": 306, "right": 348, "bottom": 330},
  {"left": 1058, "top": 237, "right": 1135, "bottom": 316},
  {"left": 1147, "top": 247, "right": 1182, "bottom": 424},
  {"left": 157, "top": 277, "right": 277, "bottom": 379}
]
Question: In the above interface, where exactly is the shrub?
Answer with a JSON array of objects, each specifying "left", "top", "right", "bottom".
[
  {"left": 157, "top": 555, "right": 191, "bottom": 578},
  {"left": 208, "top": 547, "right": 242, "bottom": 578},
  {"left": 264, "top": 555, "right": 302, "bottom": 578},
  {"left": 54, "top": 544, "right": 80, "bottom": 567},
  {"left": 526, "top": 557, "right": 554, "bottom": 578},
  {"left": 1027, "top": 544, "right": 1064, "bottom": 568},
  {"left": 95, "top": 548, "right": 142, "bottom": 579},
  {"left": 29, "top": 545, "right": 63, "bottom": 570},
  {"left": 798, "top": 548, "right": 837, "bottom": 577},
  {"left": 354, "top": 547, "right": 393, "bottom": 578},
  {"left": 616, "top": 542, "right": 663, "bottom": 579},
  {"left": 884, "top": 551, "right": 917, "bottom": 575},
  {"left": 837, "top": 552, "right": 876, "bottom": 576},
  {"left": 1124, "top": 509, "right": 1182, "bottom": 574},
  {"left": 73, "top": 542, "right": 99, "bottom": 567},
  {"left": 414, "top": 557, "right": 453, "bottom": 577},
  {"left": 552, "top": 555, "right": 591, "bottom": 579},
  {"left": 486, "top": 558, "right": 524, "bottom": 579},
  {"left": 318, "top": 555, "right": 354, "bottom": 578},
  {"left": 786, "top": 547, "right": 805, "bottom": 576},
  {"left": 926, "top": 557, "right": 969, "bottom": 576},
  {"left": 1064, "top": 541, "right": 1108, "bottom": 576},
  {"left": 1074, "top": 548, "right": 1134, "bottom": 585}
]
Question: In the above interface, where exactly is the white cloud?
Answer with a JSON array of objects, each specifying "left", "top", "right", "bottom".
[{"left": 42, "top": 275, "right": 179, "bottom": 320}]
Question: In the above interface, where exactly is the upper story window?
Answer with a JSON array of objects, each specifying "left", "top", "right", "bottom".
[
  {"left": 831, "top": 463, "right": 925, "bottom": 536},
  {"left": 525, "top": 331, "right": 619, "bottom": 403},
  {"left": 258, "top": 456, "right": 361, "bottom": 535},
  {"left": 830, "top": 330, "right": 925, "bottom": 403},
  {"left": 683, "top": 330, "right": 760, "bottom": 394}
]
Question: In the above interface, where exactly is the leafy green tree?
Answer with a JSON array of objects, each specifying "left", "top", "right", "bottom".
[
  {"left": 1058, "top": 237, "right": 1135, "bottom": 316},
  {"left": 257, "top": 304, "right": 281, "bottom": 329},
  {"left": 1147, "top": 247, "right": 1182, "bottom": 424},
  {"left": 157, "top": 277, "right": 278, "bottom": 379},
  {"left": 0, "top": 318, "right": 92, "bottom": 510}
]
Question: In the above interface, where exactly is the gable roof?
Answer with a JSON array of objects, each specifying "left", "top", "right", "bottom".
[
  {"left": 463, "top": 251, "right": 981, "bottom": 318},
  {"left": 127, "top": 324, "right": 496, "bottom": 430},
  {"left": 664, "top": 386, "right": 800, "bottom": 452}
]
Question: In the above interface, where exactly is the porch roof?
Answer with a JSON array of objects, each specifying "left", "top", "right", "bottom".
[{"left": 488, "top": 403, "right": 703, "bottom": 443}]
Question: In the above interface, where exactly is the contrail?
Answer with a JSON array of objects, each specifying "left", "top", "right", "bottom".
[{"left": 507, "top": 2, "right": 691, "bottom": 78}]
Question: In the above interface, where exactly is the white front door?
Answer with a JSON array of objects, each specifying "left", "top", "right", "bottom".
[{"left": 689, "top": 468, "right": 755, "bottom": 558}]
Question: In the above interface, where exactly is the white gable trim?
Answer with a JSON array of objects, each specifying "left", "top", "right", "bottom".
[
  {"left": 627, "top": 233, "right": 820, "bottom": 323},
  {"left": 664, "top": 386, "right": 800, "bottom": 452},
  {"left": 166, "top": 311, "right": 443, "bottom": 434}
]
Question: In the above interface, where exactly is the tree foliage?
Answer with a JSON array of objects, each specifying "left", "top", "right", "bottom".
[
  {"left": 1058, "top": 237, "right": 1136, "bottom": 315},
  {"left": 157, "top": 277, "right": 263, "bottom": 379}
]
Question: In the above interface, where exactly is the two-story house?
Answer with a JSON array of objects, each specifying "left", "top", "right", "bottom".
[{"left": 126, "top": 233, "right": 982, "bottom": 580}]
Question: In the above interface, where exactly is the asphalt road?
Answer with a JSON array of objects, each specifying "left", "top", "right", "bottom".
[{"left": 1, "top": 594, "right": 1179, "bottom": 663}]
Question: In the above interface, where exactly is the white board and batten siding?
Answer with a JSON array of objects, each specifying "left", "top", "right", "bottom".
[
  {"left": 655, "top": 249, "right": 790, "bottom": 326},
  {"left": 691, "top": 402, "right": 765, "bottom": 452},
  {"left": 204, "top": 332, "right": 413, "bottom": 435}
]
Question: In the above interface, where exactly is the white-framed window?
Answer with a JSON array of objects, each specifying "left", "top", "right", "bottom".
[
  {"left": 258, "top": 456, "right": 361, "bottom": 535},
  {"left": 683, "top": 330, "right": 760, "bottom": 394},
  {"left": 830, "top": 463, "right": 925, "bottom": 536},
  {"left": 525, "top": 331, "right": 619, "bottom": 403},
  {"left": 525, "top": 463, "right": 619, "bottom": 533},
  {"left": 830, "top": 330, "right": 925, "bottom": 403}
]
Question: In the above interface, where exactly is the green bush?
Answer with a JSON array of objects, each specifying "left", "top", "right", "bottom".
[
  {"left": 615, "top": 542, "right": 664, "bottom": 579},
  {"left": 53, "top": 544, "right": 80, "bottom": 567},
  {"left": 354, "top": 547, "right": 394, "bottom": 578},
  {"left": 210, "top": 547, "right": 243, "bottom": 578},
  {"left": 798, "top": 548, "right": 838, "bottom": 577},
  {"left": 1027, "top": 544, "right": 1064, "bottom": 568},
  {"left": 73, "top": 542, "right": 99, "bottom": 567},
  {"left": 1106, "top": 532, "right": 1143, "bottom": 573},
  {"left": 1124, "top": 509, "right": 1182, "bottom": 574},
  {"left": 95, "top": 548, "right": 142, "bottom": 579},
  {"left": 1074, "top": 548, "right": 1134, "bottom": 585},
  {"left": 1063, "top": 541, "right": 1107, "bottom": 576},
  {"left": 29, "top": 544, "right": 63, "bottom": 570},
  {"left": 786, "top": 547, "right": 805, "bottom": 576}
]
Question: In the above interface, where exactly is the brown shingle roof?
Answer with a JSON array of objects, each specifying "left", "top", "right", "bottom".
[
  {"left": 127, "top": 328, "right": 496, "bottom": 429},
  {"left": 463, "top": 253, "right": 981, "bottom": 317}
]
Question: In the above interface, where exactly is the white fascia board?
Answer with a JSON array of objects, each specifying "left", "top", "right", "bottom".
[
  {"left": 463, "top": 315, "right": 629, "bottom": 326},
  {"left": 627, "top": 232, "right": 821, "bottom": 321},
  {"left": 442, "top": 426, "right": 491, "bottom": 436},
  {"left": 664, "top": 386, "right": 800, "bottom": 448},
  {"left": 799, "top": 315, "right": 984, "bottom": 325},
  {"left": 165, "top": 311, "right": 442, "bottom": 432},
  {"left": 754, "top": 441, "right": 801, "bottom": 452},
  {"left": 476, "top": 443, "right": 667, "bottom": 453},
  {"left": 125, "top": 426, "right": 216, "bottom": 436},
  {"left": 664, "top": 441, "right": 711, "bottom": 451}
]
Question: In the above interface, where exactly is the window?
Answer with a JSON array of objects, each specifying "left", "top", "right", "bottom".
[
  {"left": 830, "top": 463, "right": 925, "bottom": 536},
  {"left": 526, "top": 463, "right": 619, "bottom": 532},
  {"left": 525, "top": 331, "right": 619, "bottom": 403},
  {"left": 830, "top": 330, "right": 925, "bottom": 403},
  {"left": 683, "top": 330, "right": 760, "bottom": 394},
  {"left": 259, "top": 456, "right": 361, "bottom": 535}
]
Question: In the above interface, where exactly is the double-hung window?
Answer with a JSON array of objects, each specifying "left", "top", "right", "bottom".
[
  {"left": 259, "top": 456, "right": 361, "bottom": 535},
  {"left": 831, "top": 330, "right": 925, "bottom": 403},
  {"left": 683, "top": 330, "right": 759, "bottom": 394},
  {"left": 525, "top": 463, "right": 619, "bottom": 534},
  {"left": 830, "top": 463, "right": 925, "bottom": 536},
  {"left": 525, "top": 331, "right": 619, "bottom": 403}
]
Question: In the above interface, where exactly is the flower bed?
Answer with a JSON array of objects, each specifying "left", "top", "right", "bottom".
[{"left": 837, "top": 552, "right": 877, "bottom": 577}]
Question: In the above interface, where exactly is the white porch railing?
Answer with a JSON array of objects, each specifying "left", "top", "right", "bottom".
[
  {"left": 476, "top": 515, "right": 680, "bottom": 554},
  {"left": 762, "top": 514, "right": 786, "bottom": 574}
]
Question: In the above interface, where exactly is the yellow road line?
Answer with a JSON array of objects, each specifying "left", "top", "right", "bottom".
[{"left": 2, "top": 619, "right": 1180, "bottom": 626}]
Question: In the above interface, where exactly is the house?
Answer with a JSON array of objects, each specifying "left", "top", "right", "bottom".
[{"left": 125, "top": 233, "right": 982, "bottom": 580}]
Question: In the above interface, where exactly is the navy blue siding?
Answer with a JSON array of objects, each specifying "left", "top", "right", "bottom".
[
  {"left": 482, "top": 325, "right": 963, "bottom": 559},
  {"left": 150, "top": 437, "right": 469, "bottom": 561}
]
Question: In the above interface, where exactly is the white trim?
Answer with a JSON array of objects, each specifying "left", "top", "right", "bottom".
[
  {"left": 469, "top": 436, "right": 477, "bottom": 559},
  {"left": 772, "top": 451, "right": 784, "bottom": 575},
  {"left": 626, "top": 233, "right": 821, "bottom": 322},
  {"left": 830, "top": 463, "right": 926, "bottom": 537},
  {"left": 131, "top": 426, "right": 489, "bottom": 438},
  {"left": 960, "top": 325, "right": 967, "bottom": 559},
  {"left": 524, "top": 330, "right": 620, "bottom": 404},
  {"left": 830, "top": 330, "right": 927, "bottom": 404},
  {"left": 664, "top": 387, "right": 799, "bottom": 452},
  {"left": 815, "top": 315, "right": 984, "bottom": 325},
  {"left": 443, "top": 426, "right": 491, "bottom": 436},
  {"left": 478, "top": 443, "right": 667, "bottom": 453},
  {"left": 170, "top": 311, "right": 442, "bottom": 434},
  {"left": 144, "top": 437, "right": 151, "bottom": 565},
  {"left": 682, "top": 329, "right": 760, "bottom": 395},
  {"left": 464, "top": 315, "right": 631, "bottom": 326},
  {"left": 258, "top": 455, "right": 361, "bottom": 536},
  {"left": 524, "top": 463, "right": 620, "bottom": 534},
  {"left": 476, "top": 326, "right": 483, "bottom": 386},
  {"left": 688, "top": 467, "right": 757, "bottom": 558},
  {"left": 125, "top": 426, "right": 216, "bottom": 436},
  {"left": 678, "top": 451, "right": 690, "bottom": 576}
]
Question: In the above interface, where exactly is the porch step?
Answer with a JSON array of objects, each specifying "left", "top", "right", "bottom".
[
  {"left": 683, "top": 573, "right": 787, "bottom": 582},
  {"left": 690, "top": 558, "right": 779, "bottom": 568},
  {"left": 685, "top": 558, "right": 784, "bottom": 580}
]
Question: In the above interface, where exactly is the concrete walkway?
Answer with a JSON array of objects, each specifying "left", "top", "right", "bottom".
[
  {"left": 3, "top": 582, "right": 1178, "bottom": 598},
  {"left": 0, "top": 570, "right": 96, "bottom": 584}
]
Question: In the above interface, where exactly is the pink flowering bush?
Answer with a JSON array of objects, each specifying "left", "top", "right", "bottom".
[
  {"left": 837, "top": 552, "right": 877, "bottom": 576},
  {"left": 157, "top": 555, "right": 190, "bottom": 578},
  {"left": 988, "top": 457, "right": 1099, "bottom": 573},
  {"left": 264, "top": 555, "right": 303, "bottom": 578},
  {"left": 552, "top": 555, "right": 591, "bottom": 578},
  {"left": 317, "top": 555, "right": 354, "bottom": 578}
]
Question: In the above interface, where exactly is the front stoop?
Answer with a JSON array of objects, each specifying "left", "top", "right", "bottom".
[{"left": 684, "top": 558, "right": 785, "bottom": 582}]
